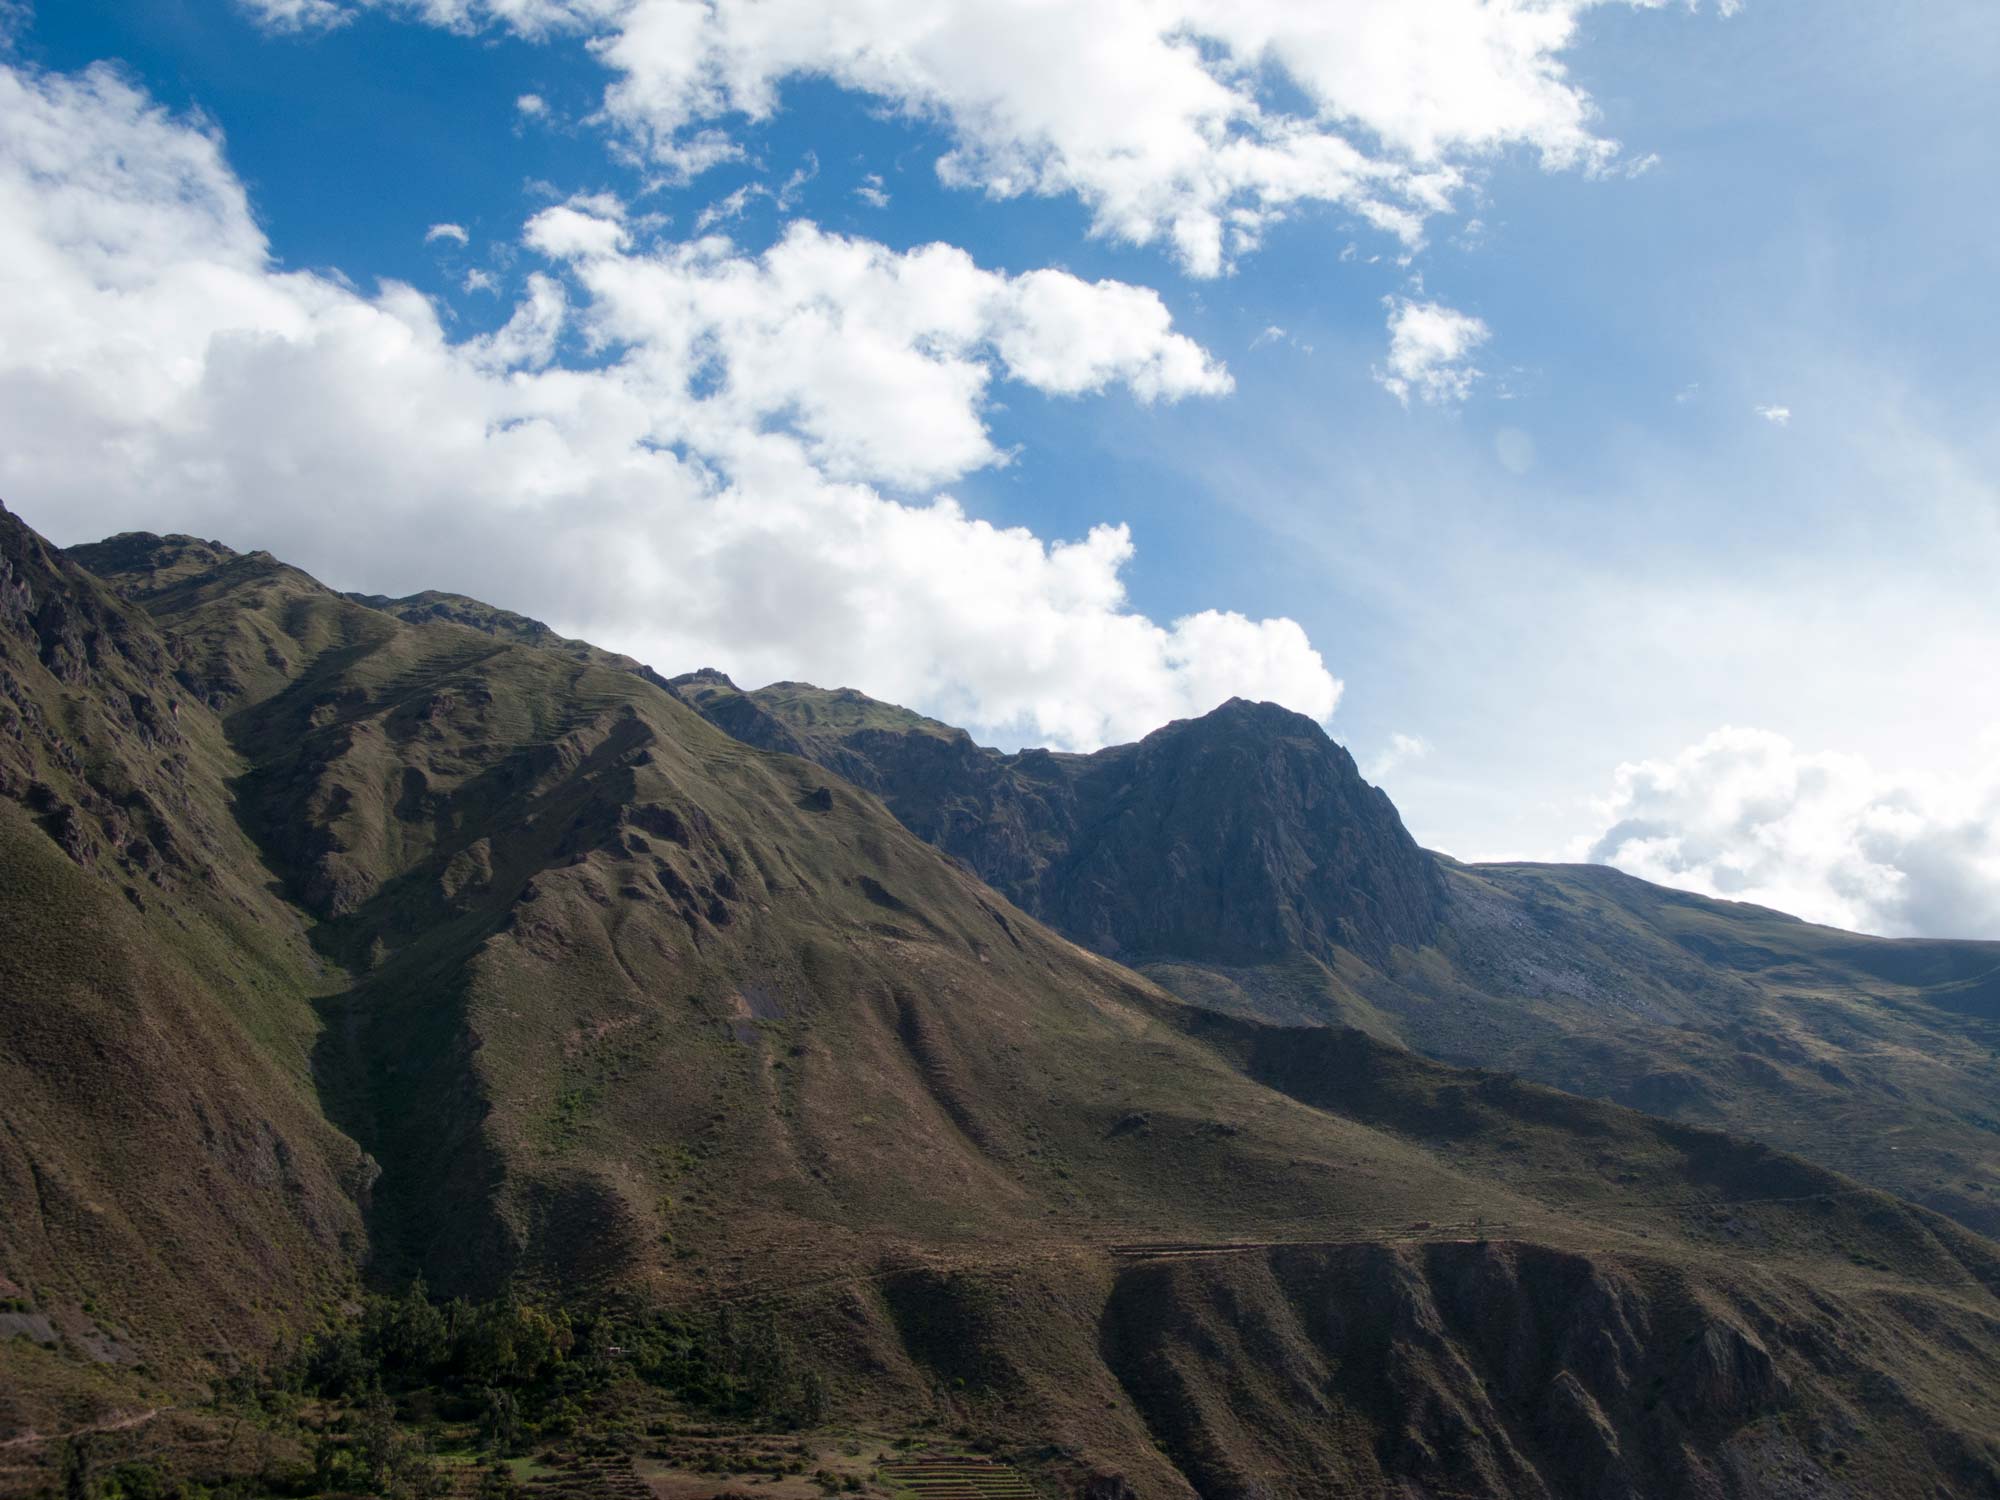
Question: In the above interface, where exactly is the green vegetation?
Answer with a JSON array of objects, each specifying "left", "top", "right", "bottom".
[
  {"left": 34, "top": 1283, "right": 836, "bottom": 1499},
  {"left": 283, "top": 1283, "right": 827, "bottom": 1434}
]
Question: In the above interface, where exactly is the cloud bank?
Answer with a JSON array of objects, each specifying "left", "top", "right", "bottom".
[
  {"left": 0, "top": 60, "right": 1337, "bottom": 749},
  {"left": 235, "top": 0, "right": 1681, "bottom": 276},
  {"left": 1582, "top": 726, "right": 2000, "bottom": 938}
]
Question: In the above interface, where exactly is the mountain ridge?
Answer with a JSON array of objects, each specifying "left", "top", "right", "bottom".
[
  {"left": 667, "top": 673, "right": 2000, "bottom": 1240},
  {"left": 4, "top": 504, "right": 1999, "bottom": 1497}
]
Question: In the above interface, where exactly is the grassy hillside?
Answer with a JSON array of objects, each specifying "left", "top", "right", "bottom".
[
  {"left": 0, "top": 513, "right": 368, "bottom": 1447},
  {"left": 672, "top": 676, "right": 2000, "bottom": 1241},
  {"left": 3, "top": 508, "right": 1999, "bottom": 1496}
]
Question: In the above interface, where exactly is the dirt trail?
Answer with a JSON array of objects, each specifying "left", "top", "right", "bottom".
[{"left": 0, "top": 1406, "right": 167, "bottom": 1450}]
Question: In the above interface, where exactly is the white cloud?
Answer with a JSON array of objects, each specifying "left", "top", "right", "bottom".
[
  {"left": 776, "top": 152, "right": 816, "bottom": 208},
  {"left": 1580, "top": 727, "right": 2000, "bottom": 938},
  {"left": 425, "top": 221, "right": 470, "bottom": 244},
  {"left": 1368, "top": 731, "right": 1430, "bottom": 782},
  {"left": 854, "top": 172, "right": 890, "bottom": 210},
  {"left": 525, "top": 203, "right": 1231, "bottom": 487},
  {"left": 236, "top": 0, "right": 353, "bottom": 30},
  {"left": 515, "top": 91, "right": 547, "bottom": 118},
  {"left": 0, "top": 1, "right": 31, "bottom": 50},
  {"left": 1755, "top": 402, "right": 1792, "bottom": 425},
  {"left": 1375, "top": 297, "right": 1490, "bottom": 405},
  {"left": 0, "top": 60, "right": 1331, "bottom": 751},
  {"left": 233, "top": 0, "right": 1697, "bottom": 276},
  {"left": 693, "top": 182, "right": 760, "bottom": 231},
  {"left": 463, "top": 267, "right": 500, "bottom": 294}
]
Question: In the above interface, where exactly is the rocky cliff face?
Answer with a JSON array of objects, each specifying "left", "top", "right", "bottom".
[
  {"left": 674, "top": 678, "right": 1443, "bottom": 966},
  {"left": 1036, "top": 699, "right": 1443, "bottom": 965},
  {"left": 1099, "top": 1239, "right": 1949, "bottom": 1500}
]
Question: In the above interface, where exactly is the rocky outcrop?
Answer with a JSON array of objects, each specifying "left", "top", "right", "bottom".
[
  {"left": 677, "top": 683, "right": 1443, "bottom": 966},
  {"left": 1035, "top": 699, "right": 1442, "bottom": 965},
  {"left": 1102, "top": 1242, "right": 1830, "bottom": 1500}
]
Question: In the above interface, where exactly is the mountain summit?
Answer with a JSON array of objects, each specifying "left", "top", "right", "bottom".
[{"left": 670, "top": 678, "right": 1443, "bottom": 967}]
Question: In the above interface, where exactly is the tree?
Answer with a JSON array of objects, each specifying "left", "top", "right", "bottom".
[
  {"left": 367, "top": 1277, "right": 451, "bottom": 1380},
  {"left": 478, "top": 1386, "right": 520, "bottom": 1454},
  {"left": 58, "top": 1436, "right": 91, "bottom": 1500}
]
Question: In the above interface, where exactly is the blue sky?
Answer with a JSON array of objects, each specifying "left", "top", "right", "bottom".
[{"left": 3, "top": 0, "right": 1997, "bottom": 936}]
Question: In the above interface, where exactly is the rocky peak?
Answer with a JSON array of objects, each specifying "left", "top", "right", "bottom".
[
  {"left": 1042, "top": 698, "right": 1442, "bottom": 965},
  {"left": 64, "top": 530, "right": 243, "bottom": 604},
  {"left": 674, "top": 666, "right": 739, "bottom": 688},
  {"left": 668, "top": 670, "right": 815, "bottom": 762},
  {"left": 3, "top": 502, "right": 164, "bottom": 687},
  {"left": 675, "top": 680, "right": 1443, "bottom": 969}
]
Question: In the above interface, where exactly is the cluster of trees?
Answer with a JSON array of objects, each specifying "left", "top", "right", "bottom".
[
  {"left": 306, "top": 1396, "right": 453, "bottom": 1499},
  {"left": 286, "top": 1281, "right": 579, "bottom": 1401},
  {"left": 49, "top": 1285, "right": 834, "bottom": 1499},
  {"left": 628, "top": 1303, "right": 828, "bottom": 1430},
  {"left": 281, "top": 1281, "right": 825, "bottom": 1431}
]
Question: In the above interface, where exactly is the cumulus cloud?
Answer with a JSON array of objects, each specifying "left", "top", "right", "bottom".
[
  {"left": 424, "top": 220, "right": 469, "bottom": 244},
  {"left": 0, "top": 60, "right": 1332, "bottom": 749},
  {"left": 1581, "top": 727, "right": 2000, "bottom": 938},
  {"left": 1755, "top": 403, "right": 1792, "bottom": 426},
  {"left": 1375, "top": 297, "right": 1490, "bottom": 405},
  {"left": 235, "top": 0, "right": 1690, "bottom": 275},
  {"left": 515, "top": 91, "right": 547, "bottom": 118},
  {"left": 854, "top": 172, "right": 889, "bottom": 210},
  {"left": 524, "top": 203, "right": 1230, "bottom": 489}
]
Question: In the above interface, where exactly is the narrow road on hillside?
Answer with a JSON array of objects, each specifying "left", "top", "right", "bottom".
[{"left": 0, "top": 1406, "right": 167, "bottom": 1450}]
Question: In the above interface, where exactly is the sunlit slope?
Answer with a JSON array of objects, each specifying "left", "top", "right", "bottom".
[
  {"left": 0, "top": 510, "right": 366, "bottom": 1413},
  {"left": 0, "top": 513, "right": 1989, "bottom": 1494},
  {"left": 674, "top": 673, "right": 2000, "bottom": 1238}
]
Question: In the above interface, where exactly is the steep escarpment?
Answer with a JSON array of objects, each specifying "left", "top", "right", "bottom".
[
  {"left": 675, "top": 677, "right": 1443, "bottom": 966},
  {"left": 1101, "top": 1238, "right": 2000, "bottom": 1500},
  {"left": 1036, "top": 698, "right": 1443, "bottom": 966}
]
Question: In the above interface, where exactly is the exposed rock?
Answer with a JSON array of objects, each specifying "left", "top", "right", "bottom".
[
  {"left": 0, "top": 549, "right": 32, "bottom": 635},
  {"left": 1078, "top": 1474, "right": 1136, "bottom": 1500},
  {"left": 678, "top": 683, "right": 1443, "bottom": 966}
]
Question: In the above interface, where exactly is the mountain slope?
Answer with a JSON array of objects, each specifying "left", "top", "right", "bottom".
[
  {"left": 671, "top": 676, "right": 2000, "bottom": 1238},
  {"left": 0, "top": 511, "right": 367, "bottom": 1424},
  {"left": 3, "top": 508, "right": 1998, "bottom": 1496}
]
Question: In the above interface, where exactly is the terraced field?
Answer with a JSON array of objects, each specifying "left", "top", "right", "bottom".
[{"left": 880, "top": 1460, "right": 1034, "bottom": 1500}]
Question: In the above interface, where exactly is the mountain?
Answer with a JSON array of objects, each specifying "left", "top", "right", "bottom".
[
  {"left": 0, "top": 521, "right": 368, "bottom": 1427},
  {"left": 673, "top": 676, "right": 2000, "bottom": 1240},
  {"left": 668, "top": 677, "right": 1443, "bottom": 968},
  {"left": 4, "top": 503, "right": 2000, "bottom": 1497}
]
